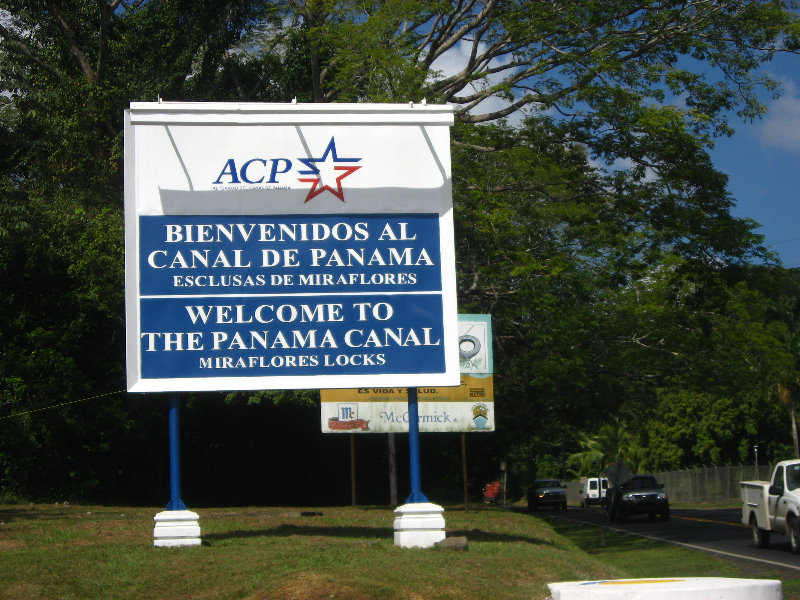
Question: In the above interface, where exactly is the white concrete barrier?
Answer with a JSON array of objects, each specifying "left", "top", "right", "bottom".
[
  {"left": 547, "top": 577, "right": 781, "bottom": 599},
  {"left": 393, "top": 502, "right": 446, "bottom": 548},
  {"left": 153, "top": 509, "right": 201, "bottom": 547}
]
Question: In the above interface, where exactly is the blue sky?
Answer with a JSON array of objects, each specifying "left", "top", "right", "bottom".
[
  {"left": 711, "top": 52, "right": 800, "bottom": 268},
  {"left": 433, "top": 42, "right": 800, "bottom": 269}
]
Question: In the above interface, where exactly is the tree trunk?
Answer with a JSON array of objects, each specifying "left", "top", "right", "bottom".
[{"left": 310, "top": 43, "right": 324, "bottom": 103}]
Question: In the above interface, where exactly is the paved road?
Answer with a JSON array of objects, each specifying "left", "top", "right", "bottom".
[{"left": 534, "top": 505, "right": 800, "bottom": 579}]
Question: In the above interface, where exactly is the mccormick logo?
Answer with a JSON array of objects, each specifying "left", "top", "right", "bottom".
[
  {"left": 328, "top": 403, "right": 370, "bottom": 431},
  {"left": 212, "top": 136, "right": 362, "bottom": 203}
]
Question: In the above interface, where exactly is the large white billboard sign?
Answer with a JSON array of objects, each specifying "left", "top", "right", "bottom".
[{"left": 124, "top": 102, "right": 458, "bottom": 392}]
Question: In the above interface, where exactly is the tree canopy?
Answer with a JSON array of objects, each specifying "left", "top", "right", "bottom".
[{"left": 1, "top": 0, "right": 800, "bottom": 502}]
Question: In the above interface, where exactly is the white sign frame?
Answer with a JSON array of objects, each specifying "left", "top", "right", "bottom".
[{"left": 124, "top": 102, "right": 458, "bottom": 392}]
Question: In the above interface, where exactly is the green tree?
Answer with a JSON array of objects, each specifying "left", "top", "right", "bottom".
[
  {"left": 568, "top": 422, "right": 647, "bottom": 477},
  {"left": 641, "top": 279, "right": 796, "bottom": 468},
  {"left": 753, "top": 267, "right": 800, "bottom": 459},
  {"left": 0, "top": 0, "right": 278, "bottom": 500},
  {"left": 447, "top": 116, "right": 795, "bottom": 474},
  {"left": 259, "top": 1, "right": 799, "bottom": 125},
  {"left": 1, "top": 0, "right": 800, "bottom": 501}
]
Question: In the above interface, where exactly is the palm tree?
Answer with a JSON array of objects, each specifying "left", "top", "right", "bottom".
[
  {"left": 568, "top": 422, "right": 645, "bottom": 476},
  {"left": 566, "top": 439, "right": 602, "bottom": 478}
]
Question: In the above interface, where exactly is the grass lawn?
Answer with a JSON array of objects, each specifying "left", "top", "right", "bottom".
[{"left": 0, "top": 502, "right": 796, "bottom": 599}]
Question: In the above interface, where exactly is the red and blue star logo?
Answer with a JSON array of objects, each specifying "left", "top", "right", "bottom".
[{"left": 297, "top": 137, "right": 362, "bottom": 203}]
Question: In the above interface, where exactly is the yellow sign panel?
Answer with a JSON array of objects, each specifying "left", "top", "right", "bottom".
[{"left": 322, "top": 374, "right": 493, "bottom": 403}]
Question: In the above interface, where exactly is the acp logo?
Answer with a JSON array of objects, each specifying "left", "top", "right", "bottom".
[{"left": 212, "top": 137, "right": 362, "bottom": 203}]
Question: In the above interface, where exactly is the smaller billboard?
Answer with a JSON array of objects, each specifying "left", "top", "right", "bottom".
[
  {"left": 320, "top": 314, "right": 494, "bottom": 433},
  {"left": 321, "top": 375, "right": 494, "bottom": 433}
]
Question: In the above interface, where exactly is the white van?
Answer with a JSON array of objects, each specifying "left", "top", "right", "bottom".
[{"left": 580, "top": 477, "right": 609, "bottom": 507}]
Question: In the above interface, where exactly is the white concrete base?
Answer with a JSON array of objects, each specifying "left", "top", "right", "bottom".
[
  {"left": 547, "top": 577, "right": 781, "bottom": 600},
  {"left": 153, "top": 510, "right": 201, "bottom": 548},
  {"left": 393, "top": 502, "right": 446, "bottom": 548}
]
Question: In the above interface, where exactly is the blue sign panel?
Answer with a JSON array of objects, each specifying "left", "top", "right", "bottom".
[
  {"left": 139, "top": 293, "right": 445, "bottom": 379},
  {"left": 136, "top": 213, "right": 448, "bottom": 383},
  {"left": 139, "top": 214, "right": 441, "bottom": 296}
]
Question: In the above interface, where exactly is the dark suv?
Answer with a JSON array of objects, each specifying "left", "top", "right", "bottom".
[
  {"left": 607, "top": 475, "right": 669, "bottom": 522},
  {"left": 527, "top": 479, "right": 567, "bottom": 511}
]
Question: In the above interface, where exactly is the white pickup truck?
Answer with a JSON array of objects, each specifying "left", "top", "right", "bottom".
[{"left": 741, "top": 459, "right": 800, "bottom": 552}]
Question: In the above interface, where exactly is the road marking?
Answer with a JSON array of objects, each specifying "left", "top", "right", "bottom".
[
  {"left": 674, "top": 514, "right": 746, "bottom": 528},
  {"left": 654, "top": 537, "right": 800, "bottom": 573},
  {"left": 550, "top": 515, "right": 800, "bottom": 573}
]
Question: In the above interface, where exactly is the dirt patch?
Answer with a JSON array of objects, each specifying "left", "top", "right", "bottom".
[
  {"left": 0, "top": 538, "right": 24, "bottom": 550},
  {"left": 252, "top": 572, "right": 376, "bottom": 600},
  {"left": 0, "top": 581, "right": 47, "bottom": 599}
]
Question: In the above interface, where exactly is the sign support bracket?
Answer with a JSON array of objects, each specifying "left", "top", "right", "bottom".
[
  {"left": 166, "top": 394, "right": 187, "bottom": 511},
  {"left": 406, "top": 387, "right": 428, "bottom": 503},
  {"left": 394, "top": 386, "right": 444, "bottom": 547},
  {"left": 153, "top": 394, "right": 200, "bottom": 547}
]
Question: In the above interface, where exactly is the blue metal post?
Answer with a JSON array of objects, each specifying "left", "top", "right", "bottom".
[
  {"left": 406, "top": 387, "right": 428, "bottom": 503},
  {"left": 166, "top": 394, "right": 187, "bottom": 511}
]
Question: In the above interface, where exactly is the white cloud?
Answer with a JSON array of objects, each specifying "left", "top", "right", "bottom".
[
  {"left": 588, "top": 155, "right": 658, "bottom": 183},
  {"left": 428, "top": 40, "right": 535, "bottom": 127},
  {"left": 427, "top": 40, "right": 475, "bottom": 83},
  {"left": 0, "top": 9, "right": 13, "bottom": 35},
  {"left": 759, "top": 79, "right": 800, "bottom": 154}
]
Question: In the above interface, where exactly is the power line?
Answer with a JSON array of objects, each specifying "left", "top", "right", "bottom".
[
  {"left": 0, "top": 389, "right": 127, "bottom": 420},
  {"left": 770, "top": 236, "right": 800, "bottom": 245}
]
